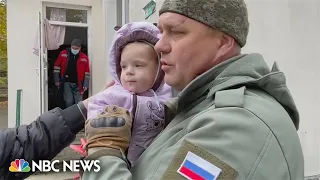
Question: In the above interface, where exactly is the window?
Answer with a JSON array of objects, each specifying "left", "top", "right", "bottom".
[{"left": 46, "top": 7, "right": 87, "bottom": 23}]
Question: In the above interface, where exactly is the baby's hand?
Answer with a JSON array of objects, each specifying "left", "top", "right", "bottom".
[{"left": 70, "top": 138, "right": 87, "bottom": 157}]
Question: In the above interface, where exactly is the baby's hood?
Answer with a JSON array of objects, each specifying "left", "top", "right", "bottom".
[{"left": 108, "top": 22, "right": 165, "bottom": 91}]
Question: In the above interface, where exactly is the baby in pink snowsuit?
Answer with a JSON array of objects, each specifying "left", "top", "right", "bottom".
[{"left": 74, "top": 22, "right": 172, "bottom": 168}]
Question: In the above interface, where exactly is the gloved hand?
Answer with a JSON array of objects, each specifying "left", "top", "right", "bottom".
[{"left": 84, "top": 105, "right": 133, "bottom": 160}]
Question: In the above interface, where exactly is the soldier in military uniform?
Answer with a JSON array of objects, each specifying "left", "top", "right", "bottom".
[{"left": 82, "top": 0, "right": 304, "bottom": 179}]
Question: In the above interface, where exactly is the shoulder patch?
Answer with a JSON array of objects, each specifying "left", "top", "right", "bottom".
[
  {"left": 61, "top": 54, "right": 68, "bottom": 57},
  {"left": 177, "top": 151, "right": 221, "bottom": 180},
  {"left": 214, "top": 86, "right": 246, "bottom": 108},
  {"left": 161, "top": 140, "right": 237, "bottom": 180}
]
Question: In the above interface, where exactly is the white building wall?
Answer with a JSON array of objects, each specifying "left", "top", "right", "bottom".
[
  {"left": 103, "top": 0, "right": 118, "bottom": 83},
  {"left": 7, "top": 0, "right": 107, "bottom": 126},
  {"left": 7, "top": 0, "right": 42, "bottom": 128},
  {"left": 129, "top": 0, "right": 320, "bottom": 177}
]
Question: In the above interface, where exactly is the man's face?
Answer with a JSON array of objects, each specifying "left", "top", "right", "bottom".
[
  {"left": 155, "top": 13, "right": 222, "bottom": 91},
  {"left": 71, "top": 46, "right": 81, "bottom": 51}
]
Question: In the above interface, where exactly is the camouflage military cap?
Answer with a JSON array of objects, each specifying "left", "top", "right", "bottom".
[{"left": 159, "top": 0, "right": 249, "bottom": 47}]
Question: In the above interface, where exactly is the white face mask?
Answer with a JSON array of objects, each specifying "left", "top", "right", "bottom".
[{"left": 71, "top": 48, "right": 80, "bottom": 55}]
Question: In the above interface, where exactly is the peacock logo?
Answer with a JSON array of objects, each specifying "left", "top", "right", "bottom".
[{"left": 9, "top": 159, "right": 31, "bottom": 172}]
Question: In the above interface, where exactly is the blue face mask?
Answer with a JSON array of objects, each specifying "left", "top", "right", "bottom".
[{"left": 71, "top": 48, "right": 80, "bottom": 55}]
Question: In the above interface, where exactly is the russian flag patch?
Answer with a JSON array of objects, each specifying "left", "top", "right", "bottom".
[{"left": 177, "top": 151, "right": 222, "bottom": 180}]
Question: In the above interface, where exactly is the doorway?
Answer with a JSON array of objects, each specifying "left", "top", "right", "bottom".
[
  {"left": 40, "top": 3, "right": 91, "bottom": 112},
  {"left": 47, "top": 26, "right": 89, "bottom": 111}
]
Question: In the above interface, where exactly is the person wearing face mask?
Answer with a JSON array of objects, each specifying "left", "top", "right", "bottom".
[{"left": 54, "top": 39, "right": 90, "bottom": 108}]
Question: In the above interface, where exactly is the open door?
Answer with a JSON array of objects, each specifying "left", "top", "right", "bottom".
[{"left": 38, "top": 11, "right": 48, "bottom": 115}]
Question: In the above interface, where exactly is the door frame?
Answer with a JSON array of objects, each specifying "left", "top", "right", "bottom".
[
  {"left": 40, "top": 2, "right": 92, "bottom": 113},
  {"left": 38, "top": 11, "right": 45, "bottom": 115}
]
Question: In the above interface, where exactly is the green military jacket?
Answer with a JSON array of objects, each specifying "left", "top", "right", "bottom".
[{"left": 83, "top": 53, "right": 304, "bottom": 180}]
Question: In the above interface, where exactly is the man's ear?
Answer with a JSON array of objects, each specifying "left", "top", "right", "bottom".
[
  {"left": 216, "top": 34, "right": 235, "bottom": 57},
  {"left": 221, "top": 34, "right": 234, "bottom": 51}
]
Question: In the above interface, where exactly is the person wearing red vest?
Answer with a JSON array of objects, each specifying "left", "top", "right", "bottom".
[{"left": 54, "top": 39, "right": 90, "bottom": 108}]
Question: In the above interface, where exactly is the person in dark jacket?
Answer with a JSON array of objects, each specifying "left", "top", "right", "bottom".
[{"left": 0, "top": 100, "right": 88, "bottom": 180}]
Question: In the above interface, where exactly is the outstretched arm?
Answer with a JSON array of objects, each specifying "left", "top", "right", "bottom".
[{"left": 0, "top": 102, "right": 87, "bottom": 180}]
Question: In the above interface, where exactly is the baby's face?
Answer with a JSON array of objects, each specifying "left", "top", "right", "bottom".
[{"left": 120, "top": 42, "right": 158, "bottom": 94}]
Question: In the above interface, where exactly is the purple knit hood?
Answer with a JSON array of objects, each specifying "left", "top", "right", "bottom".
[{"left": 109, "top": 22, "right": 164, "bottom": 91}]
